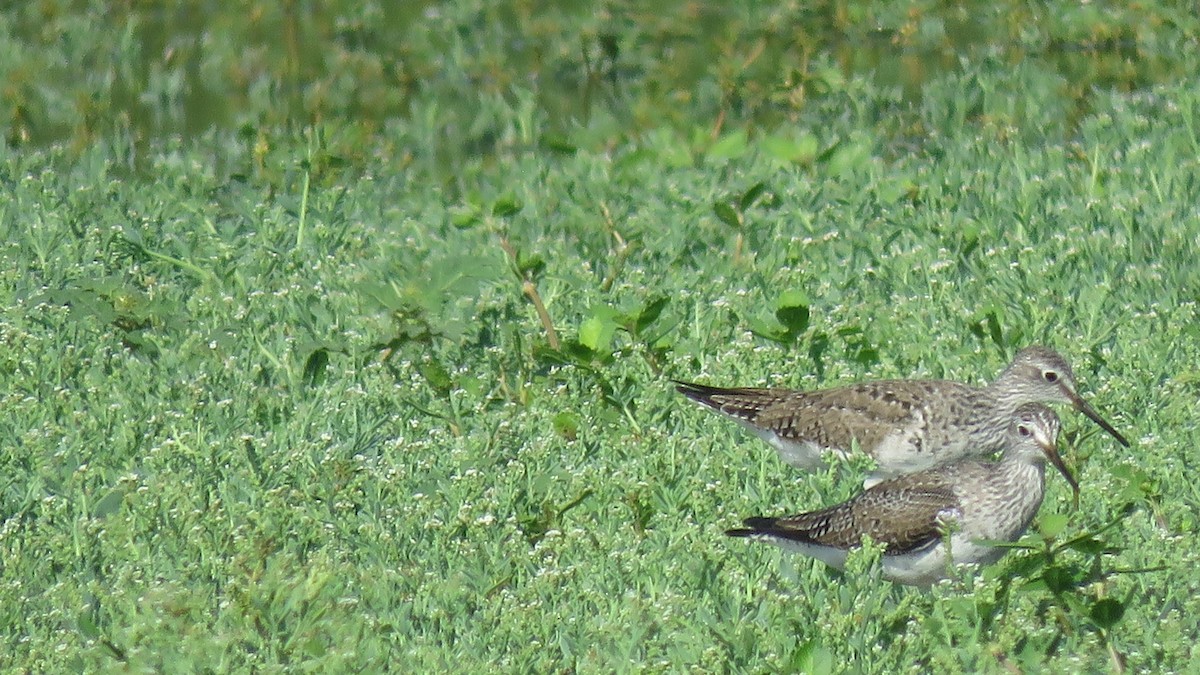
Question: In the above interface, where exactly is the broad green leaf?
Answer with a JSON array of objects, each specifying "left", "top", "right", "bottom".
[
  {"left": 77, "top": 613, "right": 100, "bottom": 640},
  {"left": 707, "top": 128, "right": 748, "bottom": 160},
  {"left": 492, "top": 197, "right": 522, "bottom": 217},
  {"left": 762, "top": 133, "right": 819, "bottom": 164},
  {"left": 92, "top": 487, "right": 127, "bottom": 519},
  {"left": 418, "top": 360, "right": 453, "bottom": 396},
  {"left": 774, "top": 290, "right": 811, "bottom": 334},
  {"left": 633, "top": 296, "right": 669, "bottom": 333},
  {"left": 739, "top": 181, "right": 768, "bottom": 210},
  {"left": 552, "top": 412, "right": 579, "bottom": 441},
  {"left": 1089, "top": 598, "right": 1125, "bottom": 630},
  {"left": 745, "top": 315, "right": 788, "bottom": 344},
  {"left": 713, "top": 201, "right": 741, "bottom": 229},
  {"left": 1038, "top": 512, "right": 1070, "bottom": 540},
  {"left": 450, "top": 205, "right": 481, "bottom": 229},
  {"left": 579, "top": 312, "right": 617, "bottom": 353},
  {"left": 1064, "top": 535, "right": 1108, "bottom": 555},
  {"left": 517, "top": 253, "right": 545, "bottom": 279},
  {"left": 303, "top": 347, "right": 329, "bottom": 387}
]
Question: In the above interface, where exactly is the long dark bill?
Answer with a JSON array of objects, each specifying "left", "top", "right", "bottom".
[
  {"left": 1070, "top": 394, "right": 1131, "bottom": 448},
  {"left": 1042, "top": 439, "right": 1081, "bottom": 507}
]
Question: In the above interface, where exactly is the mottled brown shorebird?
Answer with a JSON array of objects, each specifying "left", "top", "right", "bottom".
[
  {"left": 676, "top": 345, "right": 1127, "bottom": 483},
  {"left": 726, "top": 403, "right": 1073, "bottom": 586}
]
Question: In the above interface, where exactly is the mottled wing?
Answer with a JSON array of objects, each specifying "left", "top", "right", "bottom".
[
  {"left": 752, "top": 382, "right": 936, "bottom": 451},
  {"left": 729, "top": 479, "right": 961, "bottom": 555}
]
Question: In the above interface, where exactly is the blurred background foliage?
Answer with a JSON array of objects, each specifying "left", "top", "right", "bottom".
[{"left": 3, "top": 1, "right": 1196, "bottom": 180}]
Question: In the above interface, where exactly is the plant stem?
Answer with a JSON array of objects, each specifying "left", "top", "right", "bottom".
[
  {"left": 498, "top": 235, "right": 560, "bottom": 350},
  {"left": 523, "top": 278, "right": 560, "bottom": 350}
]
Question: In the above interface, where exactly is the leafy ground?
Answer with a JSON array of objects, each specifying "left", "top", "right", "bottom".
[{"left": 2, "top": 2, "right": 1200, "bottom": 673}]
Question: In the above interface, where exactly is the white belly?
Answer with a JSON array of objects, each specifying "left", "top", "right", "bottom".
[
  {"left": 880, "top": 534, "right": 1007, "bottom": 586},
  {"left": 763, "top": 533, "right": 1013, "bottom": 587},
  {"left": 756, "top": 422, "right": 972, "bottom": 485}
]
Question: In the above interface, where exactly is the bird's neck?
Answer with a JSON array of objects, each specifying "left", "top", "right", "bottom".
[
  {"left": 982, "top": 381, "right": 1032, "bottom": 420},
  {"left": 996, "top": 453, "right": 1047, "bottom": 496}
]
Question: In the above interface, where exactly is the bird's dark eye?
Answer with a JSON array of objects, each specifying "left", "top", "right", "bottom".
[
  {"left": 1043, "top": 370, "right": 1059, "bottom": 383},
  {"left": 1017, "top": 424, "right": 1032, "bottom": 437}
]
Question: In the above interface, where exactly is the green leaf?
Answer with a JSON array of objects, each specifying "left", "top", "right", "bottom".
[
  {"left": 578, "top": 316, "right": 605, "bottom": 352},
  {"left": 774, "top": 290, "right": 811, "bottom": 335},
  {"left": 77, "top": 612, "right": 100, "bottom": 640},
  {"left": 808, "top": 332, "right": 829, "bottom": 356},
  {"left": 450, "top": 205, "right": 481, "bottom": 229},
  {"left": 745, "top": 315, "right": 788, "bottom": 345},
  {"left": 707, "top": 128, "right": 748, "bottom": 160},
  {"left": 1110, "top": 465, "right": 1156, "bottom": 503},
  {"left": 1090, "top": 598, "right": 1125, "bottom": 630},
  {"left": 789, "top": 639, "right": 834, "bottom": 674},
  {"left": 492, "top": 197, "right": 522, "bottom": 217},
  {"left": 958, "top": 218, "right": 981, "bottom": 257},
  {"left": 54, "top": 288, "right": 118, "bottom": 325},
  {"left": 825, "top": 138, "right": 872, "bottom": 176},
  {"left": 613, "top": 148, "right": 656, "bottom": 174},
  {"left": 1041, "top": 563, "right": 1083, "bottom": 594},
  {"left": 1064, "top": 535, "right": 1109, "bottom": 555},
  {"left": 302, "top": 637, "right": 327, "bottom": 658},
  {"left": 632, "top": 296, "right": 669, "bottom": 334},
  {"left": 418, "top": 360, "right": 454, "bottom": 396},
  {"left": 847, "top": 340, "right": 880, "bottom": 366},
  {"left": 762, "top": 133, "right": 819, "bottom": 164},
  {"left": 739, "top": 182, "right": 768, "bottom": 210},
  {"left": 92, "top": 487, "right": 126, "bottom": 519},
  {"left": 579, "top": 310, "right": 618, "bottom": 353},
  {"left": 1000, "top": 549, "right": 1048, "bottom": 581},
  {"left": 557, "top": 340, "right": 604, "bottom": 367},
  {"left": 303, "top": 347, "right": 329, "bottom": 387},
  {"left": 816, "top": 136, "right": 843, "bottom": 163},
  {"left": 1038, "top": 512, "right": 1070, "bottom": 540},
  {"left": 517, "top": 253, "right": 545, "bottom": 279},
  {"left": 712, "top": 201, "right": 741, "bottom": 229},
  {"left": 970, "top": 308, "right": 1005, "bottom": 348},
  {"left": 543, "top": 134, "right": 577, "bottom": 154},
  {"left": 877, "top": 178, "right": 916, "bottom": 204},
  {"left": 552, "top": 412, "right": 579, "bottom": 441}
]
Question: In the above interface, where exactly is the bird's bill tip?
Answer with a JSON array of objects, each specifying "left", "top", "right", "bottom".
[
  {"left": 1042, "top": 441, "right": 1081, "bottom": 502},
  {"left": 1069, "top": 393, "right": 1131, "bottom": 448}
]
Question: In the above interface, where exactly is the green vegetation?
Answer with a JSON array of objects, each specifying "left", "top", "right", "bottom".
[{"left": 2, "top": 2, "right": 1198, "bottom": 672}]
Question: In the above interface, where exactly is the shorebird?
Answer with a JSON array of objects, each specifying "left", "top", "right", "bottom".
[
  {"left": 726, "top": 403, "right": 1074, "bottom": 586},
  {"left": 676, "top": 345, "right": 1127, "bottom": 483}
]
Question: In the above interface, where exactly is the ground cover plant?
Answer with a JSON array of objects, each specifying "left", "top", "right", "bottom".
[{"left": 2, "top": 2, "right": 1199, "bottom": 672}]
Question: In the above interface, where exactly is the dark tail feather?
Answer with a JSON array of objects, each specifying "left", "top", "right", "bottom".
[
  {"left": 725, "top": 516, "right": 780, "bottom": 538},
  {"left": 673, "top": 379, "right": 726, "bottom": 406},
  {"left": 674, "top": 379, "right": 767, "bottom": 409},
  {"left": 675, "top": 379, "right": 777, "bottom": 423}
]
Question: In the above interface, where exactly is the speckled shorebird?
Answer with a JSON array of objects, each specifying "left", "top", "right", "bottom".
[
  {"left": 676, "top": 345, "right": 1127, "bottom": 484},
  {"left": 726, "top": 403, "right": 1074, "bottom": 586}
]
